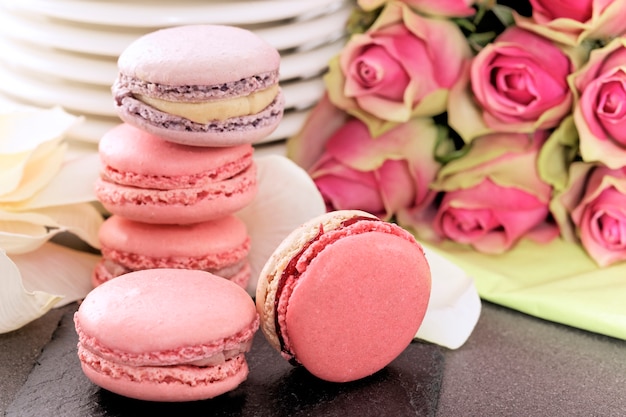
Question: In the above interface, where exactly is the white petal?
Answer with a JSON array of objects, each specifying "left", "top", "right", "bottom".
[
  {"left": 28, "top": 203, "right": 103, "bottom": 249},
  {"left": 415, "top": 246, "right": 482, "bottom": 349},
  {"left": 9, "top": 152, "right": 101, "bottom": 210},
  {"left": 0, "top": 224, "right": 50, "bottom": 254},
  {"left": 0, "top": 106, "right": 80, "bottom": 201},
  {"left": 0, "top": 249, "right": 62, "bottom": 333},
  {"left": 0, "top": 203, "right": 103, "bottom": 254},
  {"left": 238, "top": 154, "right": 326, "bottom": 295},
  {"left": 12, "top": 242, "right": 98, "bottom": 307},
  {"left": 0, "top": 105, "right": 79, "bottom": 153}
]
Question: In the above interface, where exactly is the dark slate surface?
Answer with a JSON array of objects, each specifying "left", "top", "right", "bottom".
[
  {"left": 4, "top": 304, "right": 444, "bottom": 417},
  {"left": 3, "top": 301, "right": 626, "bottom": 417},
  {"left": 436, "top": 302, "right": 626, "bottom": 417}
]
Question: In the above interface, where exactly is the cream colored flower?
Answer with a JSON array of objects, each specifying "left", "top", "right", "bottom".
[{"left": 0, "top": 106, "right": 103, "bottom": 333}]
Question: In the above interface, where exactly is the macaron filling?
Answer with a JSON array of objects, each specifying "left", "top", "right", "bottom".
[
  {"left": 273, "top": 216, "right": 419, "bottom": 363},
  {"left": 78, "top": 346, "right": 247, "bottom": 386},
  {"left": 136, "top": 84, "right": 279, "bottom": 123},
  {"left": 75, "top": 313, "right": 259, "bottom": 368},
  {"left": 118, "top": 91, "right": 284, "bottom": 135},
  {"left": 95, "top": 162, "right": 257, "bottom": 207},
  {"left": 100, "top": 144, "right": 254, "bottom": 191},
  {"left": 95, "top": 256, "right": 249, "bottom": 279}
]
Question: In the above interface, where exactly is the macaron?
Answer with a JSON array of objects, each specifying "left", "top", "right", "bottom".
[
  {"left": 92, "top": 214, "right": 251, "bottom": 288},
  {"left": 95, "top": 123, "right": 257, "bottom": 224},
  {"left": 112, "top": 24, "right": 284, "bottom": 147},
  {"left": 74, "top": 269, "right": 259, "bottom": 402},
  {"left": 255, "top": 210, "right": 431, "bottom": 383}
]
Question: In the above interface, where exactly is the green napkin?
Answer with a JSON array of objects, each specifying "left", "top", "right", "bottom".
[{"left": 424, "top": 238, "right": 626, "bottom": 340}]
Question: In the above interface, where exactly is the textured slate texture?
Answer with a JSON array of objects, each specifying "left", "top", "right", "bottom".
[
  {"left": 5, "top": 304, "right": 444, "bottom": 417},
  {"left": 5, "top": 302, "right": 626, "bottom": 417}
]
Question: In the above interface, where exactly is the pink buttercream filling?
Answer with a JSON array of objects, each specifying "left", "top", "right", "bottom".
[
  {"left": 92, "top": 260, "right": 251, "bottom": 289},
  {"left": 74, "top": 313, "right": 259, "bottom": 368},
  {"left": 100, "top": 237, "right": 250, "bottom": 271},
  {"left": 101, "top": 149, "right": 253, "bottom": 190},
  {"left": 95, "top": 163, "right": 256, "bottom": 206},
  {"left": 78, "top": 346, "right": 247, "bottom": 386},
  {"left": 275, "top": 218, "right": 420, "bottom": 363}
]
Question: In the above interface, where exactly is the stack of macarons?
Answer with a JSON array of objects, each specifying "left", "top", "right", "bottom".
[{"left": 92, "top": 24, "right": 284, "bottom": 288}]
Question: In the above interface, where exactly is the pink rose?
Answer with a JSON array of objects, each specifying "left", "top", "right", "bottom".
[
  {"left": 449, "top": 27, "right": 574, "bottom": 142},
  {"left": 308, "top": 116, "right": 443, "bottom": 221},
  {"left": 530, "top": 0, "right": 593, "bottom": 22},
  {"left": 554, "top": 162, "right": 626, "bottom": 266},
  {"left": 358, "top": 0, "right": 476, "bottom": 17},
  {"left": 431, "top": 130, "right": 559, "bottom": 253},
  {"left": 516, "top": 0, "right": 626, "bottom": 46},
  {"left": 326, "top": 2, "right": 471, "bottom": 136},
  {"left": 571, "top": 39, "right": 626, "bottom": 169}
]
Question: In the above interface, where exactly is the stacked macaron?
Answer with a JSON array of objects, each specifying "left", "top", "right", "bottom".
[{"left": 93, "top": 25, "right": 284, "bottom": 288}]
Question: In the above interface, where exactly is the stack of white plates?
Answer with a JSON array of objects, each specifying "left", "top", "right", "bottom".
[{"left": 0, "top": 0, "right": 350, "bottom": 143}]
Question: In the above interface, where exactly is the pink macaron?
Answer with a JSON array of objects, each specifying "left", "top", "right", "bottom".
[
  {"left": 112, "top": 25, "right": 284, "bottom": 147},
  {"left": 255, "top": 210, "right": 432, "bottom": 383},
  {"left": 92, "top": 214, "right": 251, "bottom": 288},
  {"left": 95, "top": 123, "right": 257, "bottom": 224},
  {"left": 74, "top": 269, "right": 259, "bottom": 402}
]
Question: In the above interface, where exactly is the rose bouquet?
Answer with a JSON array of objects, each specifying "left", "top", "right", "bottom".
[{"left": 289, "top": 0, "right": 626, "bottom": 339}]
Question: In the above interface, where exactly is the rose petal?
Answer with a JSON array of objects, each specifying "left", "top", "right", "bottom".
[
  {"left": 237, "top": 154, "right": 326, "bottom": 295},
  {"left": 415, "top": 245, "right": 481, "bottom": 349}
]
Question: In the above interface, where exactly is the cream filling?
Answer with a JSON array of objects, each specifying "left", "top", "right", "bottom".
[{"left": 137, "top": 84, "right": 278, "bottom": 123}]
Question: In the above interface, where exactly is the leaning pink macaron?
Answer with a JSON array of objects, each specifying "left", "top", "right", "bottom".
[
  {"left": 95, "top": 123, "right": 257, "bottom": 224},
  {"left": 113, "top": 24, "right": 284, "bottom": 147},
  {"left": 74, "top": 269, "right": 259, "bottom": 402},
  {"left": 93, "top": 214, "right": 251, "bottom": 288},
  {"left": 256, "top": 210, "right": 432, "bottom": 383}
]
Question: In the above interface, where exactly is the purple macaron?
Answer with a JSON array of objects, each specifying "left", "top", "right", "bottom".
[{"left": 112, "top": 25, "right": 284, "bottom": 147}]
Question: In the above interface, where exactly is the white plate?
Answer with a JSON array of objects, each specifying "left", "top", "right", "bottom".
[
  {"left": 0, "top": 63, "right": 114, "bottom": 115},
  {"left": 0, "top": 61, "right": 326, "bottom": 117},
  {"left": 282, "top": 77, "right": 325, "bottom": 110},
  {"left": 280, "top": 37, "right": 344, "bottom": 81},
  {"left": 3, "top": 0, "right": 347, "bottom": 27},
  {"left": 0, "top": 4, "right": 350, "bottom": 56},
  {"left": 0, "top": 35, "right": 344, "bottom": 86},
  {"left": 0, "top": 37, "right": 118, "bottom": 86}
]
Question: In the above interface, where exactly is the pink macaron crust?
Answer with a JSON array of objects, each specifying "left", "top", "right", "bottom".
[
  {"left": 92, "top": 214, "right": 251, "bottom": 288},
  {"left": 74, "top": 269, "right": 259, "bottom": 402},
  {"left": 95, "top": 123, "right": 257, "bottom": 224},
  {"left": 113, "top": 25, "right": 284, "bottom": 147},
  {"left": 256, "top": 210, "right": 431, "bottom": 383}
]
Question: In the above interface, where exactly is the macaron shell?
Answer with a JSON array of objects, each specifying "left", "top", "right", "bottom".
[
  {"left": 256, "top": 210, "right": 378, "bottom": 352},
  {"left": 98, "top": 123, "right": 254, "bottom": 184},
  {"left": 258, "top": 210, "right": 433, "bottom": 382},
  {"left": 76, "top": 269, "right": 258, "bottom": 355},
  {"left": 285, "top": 232, "right": 430, "bottom": 382},
  {"left": 117, "top": 25, "right": 280, "bottom": 86}
]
